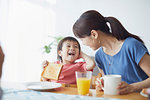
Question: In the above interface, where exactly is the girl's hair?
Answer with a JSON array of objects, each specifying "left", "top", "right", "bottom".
[
  {"left": 57, "top": 36, "right": 81, "bottom": 61},
  {"left": 73, "top": 10, "right": 144, "bottom": 43}
]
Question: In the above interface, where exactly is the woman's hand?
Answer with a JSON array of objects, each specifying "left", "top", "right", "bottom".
[
  {"left": 95, "top": 77, "right": 104, "bottom": 91},
  {"left": 118, "top": 81, "right": 136, "bottom": 95}
]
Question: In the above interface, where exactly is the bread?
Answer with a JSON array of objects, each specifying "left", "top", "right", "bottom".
[
  {"left": 91, "top": 73, "right": 102, "bottom": 89},
  {"left": 96, "top": 73, "right": 102, "bottom": 78},
  {"left": 41, "top": 63, "right": 63, "bottom": 80},
  {"left": 142, "top": 88, "right": 148, "bottom": 95}
]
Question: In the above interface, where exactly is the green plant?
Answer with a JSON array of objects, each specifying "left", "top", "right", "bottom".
[{"left": 44, "top": 36, "right": 64, "bottom": 54}]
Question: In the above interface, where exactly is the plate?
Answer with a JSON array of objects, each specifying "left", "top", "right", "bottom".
[
  {"left": 24, "top": 82, "right": 62, "bottom": 90},
  {"left": 140, "top": 91, "right": 148, "bottom": 98}
]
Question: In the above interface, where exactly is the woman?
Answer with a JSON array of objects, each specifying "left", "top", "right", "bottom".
[{"left": 72, "top": 10, "right": 150, "bottom": 94}]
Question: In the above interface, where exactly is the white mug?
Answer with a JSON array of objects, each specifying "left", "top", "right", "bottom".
[{"left": 100, "top": 75, "right": 121, "bottom": 95}]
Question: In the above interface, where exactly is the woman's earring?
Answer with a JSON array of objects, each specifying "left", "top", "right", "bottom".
[{"left": 99, "top": 40, "right": 100, "bottom": 44}]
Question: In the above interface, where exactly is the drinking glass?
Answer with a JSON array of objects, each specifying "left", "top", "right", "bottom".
[{"left": 75, "top": 71, "right": 92, "bottom": 95}]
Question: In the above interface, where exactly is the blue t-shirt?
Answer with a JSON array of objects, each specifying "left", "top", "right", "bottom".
[{"left": 95, "top": 37, "right": 149, "bottom": 84}]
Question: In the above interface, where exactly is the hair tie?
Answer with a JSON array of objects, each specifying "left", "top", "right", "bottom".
[{"left": 104, "top": 17, "right": 108, "bottom": 22}]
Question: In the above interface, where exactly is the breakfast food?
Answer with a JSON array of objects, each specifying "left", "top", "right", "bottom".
[
  {"left": 140, "top": 88, "right": 149, "bottom": 97},
  {"left": 91, "top": 73, "right": 102, "bottom": 89},
  {"left": 41, "top": 63, "right": 63, "bottom": 80},
  {"left": 96, "top": 73, "right": 102, "bottom": 78},
  {"left": 142, "top": 88, "right": 148, "bottom": 95}
]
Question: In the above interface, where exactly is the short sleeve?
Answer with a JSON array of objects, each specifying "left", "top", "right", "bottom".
[
  {"left": 77, "top": 62, "right": 87, "bottom": 71},
  {"left": 129, "top": 39, "right": 149, "bottom": 65}
]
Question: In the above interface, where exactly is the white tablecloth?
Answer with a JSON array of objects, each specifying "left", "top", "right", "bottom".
[{"left": 2, "top": 88, "right": 124, "bottom": 100}]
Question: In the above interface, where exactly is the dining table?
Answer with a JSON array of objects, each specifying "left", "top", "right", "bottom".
[{"left": 0, "top": 81, "right": 148, "bottom": 100}]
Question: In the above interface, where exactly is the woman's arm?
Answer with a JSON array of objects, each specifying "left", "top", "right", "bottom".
[
  {"left": 118, "top": 53, "right": 150, "bottom": 94},
  {"left": 131, "top": 53, "right": 150, "bottom": 90},
  {"left": 0, "top": 46, "right": 4, "bottom": 78},
  {"left": 80, "top": 51, "right": 95, "bottom": 70}
]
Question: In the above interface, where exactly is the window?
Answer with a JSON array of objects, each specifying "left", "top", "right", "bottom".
[{"left": 0, "top": 0, "right": 56, "bottom": 82}]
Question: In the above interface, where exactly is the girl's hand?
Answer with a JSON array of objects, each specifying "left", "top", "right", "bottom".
[
  {"left": 42, "top": 60, "right": 49, "bottom": 69},
  {"left": 118, "top": 81, "right": 135, "bottom": 95},
  {"left": 78, "top": 51, "right": 87, "bottom": 59},
  {"left": 41, "top": 60, "right": 51, "bottom": 82},
  {"left": 78, "top": 51, "right": 83, "bottom": 59},
  {"left": 41, "top": 77, "right": 51, "bottom": 82},
  {"left": 95, "top": 77, "right": 104, "bottom": 91}
]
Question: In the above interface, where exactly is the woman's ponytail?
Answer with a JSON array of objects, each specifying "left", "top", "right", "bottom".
[{"left": 106, "top": 17, "right": 144, "bottom": 43}]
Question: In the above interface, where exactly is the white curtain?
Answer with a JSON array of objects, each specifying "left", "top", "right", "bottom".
[{"left": 0, "top": 0, "right": 56, "bottom": 82}]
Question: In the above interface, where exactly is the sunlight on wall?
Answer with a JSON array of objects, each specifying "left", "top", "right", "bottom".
[
  {"left": 1, "top": 0, "right": 56, "bottom": 82},
  {"left": 1, "top": 0, "right": 150, "bottom": 82}
]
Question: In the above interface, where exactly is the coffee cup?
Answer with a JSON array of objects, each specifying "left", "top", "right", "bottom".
[{"left": 100, "top": 75, "right": 121, "bottom": 95}]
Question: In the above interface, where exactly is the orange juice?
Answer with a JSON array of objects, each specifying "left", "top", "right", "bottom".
[{"left": 77, "top": 78, "right": 91, "bottom": 95}]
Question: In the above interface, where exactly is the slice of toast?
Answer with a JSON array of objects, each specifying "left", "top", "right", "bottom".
[{"left": 41, "top": 63, "right": 63, "bottom": 80}]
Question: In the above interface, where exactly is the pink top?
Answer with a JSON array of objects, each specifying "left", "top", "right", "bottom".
[{"left": 50, "top": 61, "right": 87, "bottom": 84}]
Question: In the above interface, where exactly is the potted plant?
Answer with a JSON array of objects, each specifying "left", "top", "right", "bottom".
[{"left": 43, "top": 36, "right": 64, "bottom": 54}]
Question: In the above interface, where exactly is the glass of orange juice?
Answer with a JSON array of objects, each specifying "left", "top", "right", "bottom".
[{"left": 75, "top": 71, "right": 92, "bottom": 95}]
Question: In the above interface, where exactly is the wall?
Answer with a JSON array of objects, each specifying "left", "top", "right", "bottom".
[
  {"left": 54, "top": 0, "right": 150, "bottom": 56},
  {"left": 1, "top": 0, "right": 150, "bottom": 82}
]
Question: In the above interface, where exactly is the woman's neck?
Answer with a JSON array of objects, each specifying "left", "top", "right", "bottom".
[
  {"left": 100, "top": 34, "right": 124, "bottom": 56},
  {"left": 102, "top": 36, "right": 118, "bottom": 50}
]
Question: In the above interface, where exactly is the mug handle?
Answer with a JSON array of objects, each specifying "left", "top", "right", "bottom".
[{"left": 100, "top": 77, "right": 104, "bottom": 90}]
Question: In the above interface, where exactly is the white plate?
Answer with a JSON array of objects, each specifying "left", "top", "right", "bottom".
[
  {"left": 24, "top": 82, "right": 62, "bottom": 90},
  {"left": 140, "top": 91, "right": 148, "bottom": 98}
]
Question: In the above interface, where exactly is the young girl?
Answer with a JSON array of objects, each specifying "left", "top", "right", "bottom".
[{"left": 41, "top": 36, "right": 95, "bottom": 84}]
